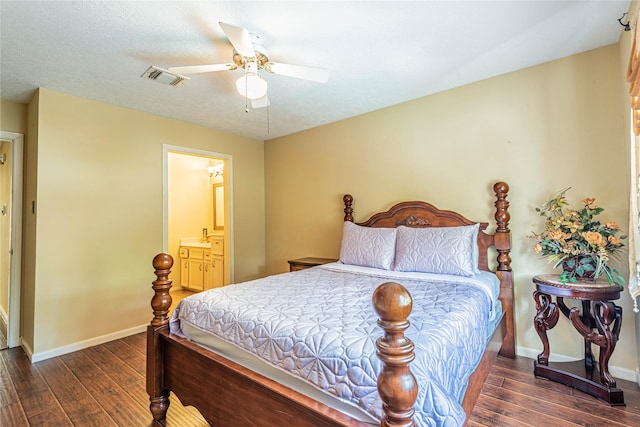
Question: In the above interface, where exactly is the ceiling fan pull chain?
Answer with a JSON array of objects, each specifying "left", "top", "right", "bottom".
[{"left": 244, "top": 74, "right": 249, "bottom": 113}]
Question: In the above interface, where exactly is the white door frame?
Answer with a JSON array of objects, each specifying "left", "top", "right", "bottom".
[
  {"left": 162, "top": 144, "right": 234, "bottom": 283},
  {"left": 1, "top": 131, "right": 23, "bottom": 348}
]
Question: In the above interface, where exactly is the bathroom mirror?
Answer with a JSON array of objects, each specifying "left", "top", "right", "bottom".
[{"left": 213, "top": 183, "right": 224, "bottom": 230}]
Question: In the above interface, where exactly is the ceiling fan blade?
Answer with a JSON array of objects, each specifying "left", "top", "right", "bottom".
[
  {"left": 219, "top": 22, "right": 255, "bottom": 58},
  {"left": 168, "top": 64, "right": 235, "bottom": 75},
  {"left": 251, "top": 95, "right": 270, "bottom": 109},
  {"left": 266, "top": 62, "right": 328, "bottom": 83}
]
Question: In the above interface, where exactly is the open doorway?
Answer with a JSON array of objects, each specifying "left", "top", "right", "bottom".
[
  {"left": 0, "top": 131, "right": 24, "bottom": 350},
  {"left": 162, "top": 145, "right": 232, "bottom": 292}
]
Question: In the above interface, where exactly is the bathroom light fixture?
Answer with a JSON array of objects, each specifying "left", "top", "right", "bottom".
[
  {"left": 236, "top": 62, "right": 267, "bottom": 100},
  {"left": 208, "top": 164, "right": 224, "bottom": 177}
]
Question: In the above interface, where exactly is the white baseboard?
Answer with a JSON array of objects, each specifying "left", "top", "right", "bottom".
[
  {"left": 28, "top": 324, "right": 148, "bottom": 363},
  {"left": 517, "top": 345, "right": 639, "bottom": 383}
]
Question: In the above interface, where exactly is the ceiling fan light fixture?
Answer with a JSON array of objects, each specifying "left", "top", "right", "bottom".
[{"left": 236, "top": 72, "right": 268, "bottom": 100}]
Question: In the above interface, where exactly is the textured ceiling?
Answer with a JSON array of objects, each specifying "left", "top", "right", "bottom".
[{"left": 0, "top": 1, "right": 631, "bottom": 141}]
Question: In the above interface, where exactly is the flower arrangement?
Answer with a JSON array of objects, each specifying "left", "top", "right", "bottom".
[{"left": 530, "top": 188, "right": 626, "bottom": 285}]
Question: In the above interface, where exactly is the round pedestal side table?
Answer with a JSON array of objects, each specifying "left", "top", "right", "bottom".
[{"left": 532, "top": 274, "right": 625, "bottom": 406}]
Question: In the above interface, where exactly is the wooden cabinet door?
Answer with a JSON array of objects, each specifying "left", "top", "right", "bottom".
[
  {"left": 188, "top": 259, "right": 204, "bottom": 291},
  {"left": 179, "top": 247, "right": 189, "bottom": 288},
  {"left": 180, "top": 257, "right": 189, "bottom": 288},
  {"left": 203, "top": 252, "right": 212, "bottom": 290},
  {"left": 212, "top": 255, "right": 224, "bottom": 288}
]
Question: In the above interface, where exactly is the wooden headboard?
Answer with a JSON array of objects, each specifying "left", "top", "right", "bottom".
[{"left": 342, "top": 182, "right": 512, "bottom": 274}]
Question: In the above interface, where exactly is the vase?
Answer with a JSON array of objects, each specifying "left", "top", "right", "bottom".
[{"left": 561, "top": 255, "right": 597, "bottom": 281}]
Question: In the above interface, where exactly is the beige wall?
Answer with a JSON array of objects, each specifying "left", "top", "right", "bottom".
[
  {"left": 22, "top": 88, "right": 264, "bottom": 356},
  {"left": 0, "top": 99, "right": 28, "bottom": 134},
  {"left": 265, "top": 44, "right": 638, "bottom": 373},
  {"left": 23, "top": 91, "right": 40, "bottom": 351}
]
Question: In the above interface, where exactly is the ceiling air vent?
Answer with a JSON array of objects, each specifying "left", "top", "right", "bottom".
[{"left": 141, "top": 66, "right": 189, "bottom": 87}]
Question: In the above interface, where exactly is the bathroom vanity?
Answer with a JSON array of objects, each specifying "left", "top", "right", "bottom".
[{"left": 179, "top": 236, "right": 224, "bottom": 291}]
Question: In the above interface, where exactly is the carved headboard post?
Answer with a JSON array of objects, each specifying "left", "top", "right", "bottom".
[
  {"left": 493, "top": 182, "right": 512, "bottom": 272},
  {"left": 492, "top": 181, "right": 516, "bottom": 358},
  {"left": 343, "top": 194, "right": 354, "bottom": 222}
]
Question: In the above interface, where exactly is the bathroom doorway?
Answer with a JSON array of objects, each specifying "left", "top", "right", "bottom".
[
  {"left": 0, "top": 131, "right": 24, "bottom": 350},
  {"left": 162, "top": 145, "right": 232, "bottom": 289}
]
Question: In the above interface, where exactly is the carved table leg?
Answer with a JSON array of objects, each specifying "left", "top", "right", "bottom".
[
  {"left": 533, "top": 291, "right": 559, "bottom": 365},
  {"left": 595, "top": 302, "right": 621, "bottom": 387},
  {"left": 569, "top": 301, "right": 622, "bottom": 388}
]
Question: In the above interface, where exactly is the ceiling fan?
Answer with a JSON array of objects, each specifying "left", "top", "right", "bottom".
[{"left": 165, "top": 22, "right": 329, "bottom": 109}]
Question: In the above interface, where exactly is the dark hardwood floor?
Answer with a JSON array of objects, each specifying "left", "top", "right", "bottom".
[
  {"left": 468, "top": 356, "right": 640, "bottom": 426},
  {"left": 1, "top": 329, "right": 638, "bottom": 426}
]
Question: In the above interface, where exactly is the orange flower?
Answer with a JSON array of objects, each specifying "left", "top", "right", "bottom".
[
  {"left": 582, "top": 197, "right": 596, "bottom": 206},
  {"left": 583, "top": 231, "right": 607, "bottom": 247},
  {"left": 548, "top": 230, "right": 565, "bottom": 240},
  {"left": 605, "top": 221, "right": 619, "bottom": 229},
  {"left": 534, "top": 243, "right": 542, "bottom": 253},
  {"left": 608, "top": 236, "right": 622, "bottom": 245}
]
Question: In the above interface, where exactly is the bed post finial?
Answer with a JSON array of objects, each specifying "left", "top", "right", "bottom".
[
  {"left": 372, "top": 282, "right": 417, "bottom": 427},
  {"left": 343, "top": 194, "right": 354, "bottom": 222},
  {"left": 493, "top": 182, "right": 510, "bottom": 233},
  {"left": 493, "top": 182, "right": 512, "bottom": 272},
  {"left": 151, "top": 253, "right": 173, "bottom": 328}
]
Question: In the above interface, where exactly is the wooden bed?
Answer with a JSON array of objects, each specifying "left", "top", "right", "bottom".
[{"left": 147, "top": 181, "right": 515, "bottom": 426}]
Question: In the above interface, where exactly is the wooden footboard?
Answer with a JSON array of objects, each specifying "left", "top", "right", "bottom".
[{"left": 148, "top": 326, "right": 371, "bottom": 426}]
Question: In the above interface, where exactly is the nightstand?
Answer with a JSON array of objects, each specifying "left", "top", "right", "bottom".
[
  {"left": 532, "top": 274, "right": 624, "bottom": 405},
  {"left": 288, "top": 257, "right": 338, "bottom": 272}
]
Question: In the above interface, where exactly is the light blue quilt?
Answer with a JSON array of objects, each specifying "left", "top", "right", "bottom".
[{"left": 170, "top": 263, "right": 499, "bottom": 426}]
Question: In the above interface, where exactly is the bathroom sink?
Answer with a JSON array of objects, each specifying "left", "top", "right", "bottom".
[{"left": 180, "top": 241, "right": 211, "bottom": 248}]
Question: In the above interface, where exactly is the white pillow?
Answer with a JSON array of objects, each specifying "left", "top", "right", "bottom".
[
  {"left": 339, "top": 221, "right": 397, "bottom": 270},
  {"left": 393, "top": 223, "right": 480, "bottom": 276}
]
